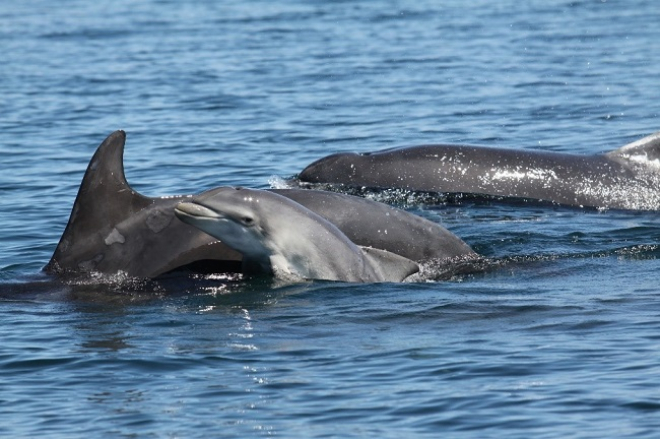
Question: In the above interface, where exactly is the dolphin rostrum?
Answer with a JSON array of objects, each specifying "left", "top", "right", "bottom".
[
  {"left": 175, "top": 187, "right": 419, "bottom": 282},
  {"left": 45, "top": 131, "right": 475, "bottom": 279},
  {"left": 298, "top": 132, "right": 660, "bottom": 210}
]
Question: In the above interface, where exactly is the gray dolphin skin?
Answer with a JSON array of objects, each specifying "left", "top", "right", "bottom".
[
  {"left": 45, "top": 131, "right": 474, "bottom": 279},
  {"left": 175, "top": 187, "right": 419, "bottom": 282},
  {"left": 298, "top": 132, "right": 660, "bottom": 210}
]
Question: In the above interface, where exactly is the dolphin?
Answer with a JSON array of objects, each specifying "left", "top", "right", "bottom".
[
  {"left": 45, "top": 131, "right": 475, "bottom": 279},
  {"left": 175, "top": 187, "right": 420, "bottom": 282},
  {"left": 298, "top": 132, "right": 660, "bottom": 210}
]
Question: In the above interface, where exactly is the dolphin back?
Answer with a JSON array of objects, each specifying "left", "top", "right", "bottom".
[
  {"left": 44, "top": 131, "right": 241, "bottom": 278},
  {"left": 360, "top": 246, "right": 419, "bottom": 282},
  {"left": 606, "top": 131, "right": 660, "bottom": 164},
  {"left": 44, "top": 131, "right": 152, "bottom": 274}
]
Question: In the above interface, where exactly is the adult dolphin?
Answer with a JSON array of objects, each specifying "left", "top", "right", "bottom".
[
  {"left": 175, "top": 187, "right": 420, "bottom": 283},
  {"left": 298, "top": 132, "right": 660, "bottom": 210},
  {"left": 45, "top": 131, "right": 475, "bottom": 279}
]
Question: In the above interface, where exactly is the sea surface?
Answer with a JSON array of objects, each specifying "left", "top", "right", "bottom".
[{"left": 2, "top": 0, "right": 660, "bottom": 437}]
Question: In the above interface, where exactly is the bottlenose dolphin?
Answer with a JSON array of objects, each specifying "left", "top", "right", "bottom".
[
  {"left": 298, "top": 132, "right": 660, "bottom": 210},
  {"left": 175, "top": 187, "right": 419, "bottom": 282},
  {"left": 45, "top": 131, "right": 475, "bottom": 279}
]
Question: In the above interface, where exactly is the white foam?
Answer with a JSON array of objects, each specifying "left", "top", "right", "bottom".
[
  {"left": 491, "top": 168, "right": 558, "bottom": 181},
  {"left": 268, "top": 175, "right": 294, "bottom": 189}
]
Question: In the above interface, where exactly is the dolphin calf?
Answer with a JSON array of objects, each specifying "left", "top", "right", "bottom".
[
  {"left": 298, "top": 132, "right": 660, "bottom": 210},
  {"left": 175, "top": 187, "right": 419, "bottom": 282},
  {"left": 45, "top": 131, "right": 475, "bottom": 279}
]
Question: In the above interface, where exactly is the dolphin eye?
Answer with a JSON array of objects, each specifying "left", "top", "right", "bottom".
[{"left": 242, "top": 216, "right": 254, "bottom": 225}]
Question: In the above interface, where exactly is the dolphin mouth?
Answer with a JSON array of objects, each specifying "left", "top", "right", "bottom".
[{"left": 174, "top": 202, "right": 221, "bottom": 219}]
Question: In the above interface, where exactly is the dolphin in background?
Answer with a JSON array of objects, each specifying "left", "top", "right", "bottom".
[
  {"left": 175, "top": 187, "right": 420, "bottom": 283},
  {"left": 298, "top": 132, "right": 660, "bottom": 211},
  {"left": 45, "top": 131, "right": 476, "bottom": 279}
]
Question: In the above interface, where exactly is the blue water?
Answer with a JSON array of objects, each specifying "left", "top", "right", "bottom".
[{"left": 2, "top": 0, "right": 660, "bottom": 437}]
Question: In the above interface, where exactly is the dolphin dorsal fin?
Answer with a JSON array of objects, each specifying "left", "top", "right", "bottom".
[
  {"left": 606, "top": 131, "right": 660, "bottom": 162},
  {"left": 360, "top": 246, "right": 419, "bottom": 282},
  {"left": 45, "top": 131, "right": 152, "bottom": 272}
]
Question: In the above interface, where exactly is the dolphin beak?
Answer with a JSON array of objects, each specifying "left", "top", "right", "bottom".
[{"left": 174, "top": 202, "right": 220, "bottom": 220}]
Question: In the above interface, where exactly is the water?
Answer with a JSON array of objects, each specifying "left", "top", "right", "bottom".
[{"left": 2, "top": 0, "right": 660, "bottom": 436}]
